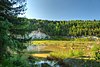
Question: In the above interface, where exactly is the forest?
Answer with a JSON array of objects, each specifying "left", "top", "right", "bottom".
[{"left": 23, "top": 18, "right": 100, "bottom": 37}]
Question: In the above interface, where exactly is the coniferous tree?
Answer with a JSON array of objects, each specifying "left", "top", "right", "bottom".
[{"left": 0, "top": 0, "right": 27, "bottom": 65}]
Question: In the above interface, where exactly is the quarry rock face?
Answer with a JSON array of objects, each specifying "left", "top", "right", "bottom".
[{"left": 29, "top": 30, "right": 50, "bottom": 39}]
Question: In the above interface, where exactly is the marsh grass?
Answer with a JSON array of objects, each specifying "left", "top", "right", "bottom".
[
  {"left": 91, "top": 44, "right": 100, "bottom": 60},
  {"left": 49, "top": 49, "right": 84, "bottom": 60},
  {"left": 29, "top": 40, "right": 100, "bottom": 67},
  {"left": 32, "top": 41, "right": 97, "bottom": 53}
]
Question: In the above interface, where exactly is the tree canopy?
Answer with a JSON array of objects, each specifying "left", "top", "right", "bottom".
[
  {"left": 23, "top": 19, "right": 100, "bottom": 38},
  {"left": 0, "top": 0, "right": 27, "bottom": 66}
]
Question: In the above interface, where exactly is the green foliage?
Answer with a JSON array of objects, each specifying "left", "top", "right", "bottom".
[
  {"left": 49, "top": 50, "right": 84, "bottom": 60},
  {"left": 74, "top": 38, "right": 90, "bottom": 41},
  {"left": 25, "top": 19, "right": 100, "bottom": 37},
  {"left": 0, "top": 17, "right": 14, "bottom": 63},
  {"left": 67, "top": 50, "right": 74, "bottom": 57},
  {"left": 91, "top": 44, "right": 100, "bottom": 60},
  {"left": 95, "top": 51, "right": 100, "bottom": 60},
  {"left": 15, "top": 18, "right": 100, "bottom": 40},
  {"left": 51, "top": 36, "right": 74, "bottom": 40},
  {"left": 50, "top": 51, "right": 68, "bottom": 59},
  {"left": 73, "top": 50, "right": 84, "bottom": 57},
  {"left": 2, "top": 54, "right": 30, "bottom": 67},
  {"left": 67, "top": 50, "right": 84, "bottom": 57},
  {"left": 0, "top": 0, "right": 28, "bottom": 66},
  {"left": 91, "top": 44, "right": 100, "bottom": 51}
]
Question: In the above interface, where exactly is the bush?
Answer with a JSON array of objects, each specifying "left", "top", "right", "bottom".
[
  {"left": 91, "top": 44, "right": 100, "bottom": 51},
  {"left": 91, "top": 44, "right": 100, "bottom": 60},
  {"left": 50, "top": 51, "right": 68, "bottom": 59},
  {"left": 74, "top": 50, "right": 84, "bottom": 57},
  {"left": 51, "top": 36, "right": 73, "bottom": 41},
  {"left": 67, "top": 50, "right": 74, "bottom": 57},
  {"left": 2, "top": 54, "right": 30, "bottom": 67},
  {"left": 49, "top": 50, "right": 84, "bottom": 60},
  {"left": 74, "top": 38, "right": 89, "bottom": 41},
  {"left": 95, "top": 51, "right": 100, "bottom": 60}
]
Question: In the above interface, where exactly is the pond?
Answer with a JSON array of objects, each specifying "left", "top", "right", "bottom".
[
  {"left": 26, "top": 41, "right": 100, "bottom": 67},
  {"left": 34, "top": 60, "right": 60, "bottom": 67}
]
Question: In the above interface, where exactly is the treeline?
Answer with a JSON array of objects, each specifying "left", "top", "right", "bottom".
[
  {"left": 0, "top": 0, "right": 31, "bottom": 66},
  {"left": 16, "top": 18, "right": 100, "bottom": 37},
  {"left": 26, "top": 19, "right": 100, "bottom": 37}
]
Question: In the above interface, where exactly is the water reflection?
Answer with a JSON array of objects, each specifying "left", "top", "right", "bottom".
[
  {"left": 27, "top": 45, "right": 45, "bottom": 52},
  {"left": 34, "top": 60, "right": 60, "bottom": 67}
]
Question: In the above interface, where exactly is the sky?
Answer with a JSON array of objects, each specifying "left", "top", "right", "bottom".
[{"left": 24, "top": 0, "right": 100, "bottom": 21}]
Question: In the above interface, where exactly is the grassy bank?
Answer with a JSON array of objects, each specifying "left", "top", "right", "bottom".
[
  {"left": 30, "top": 40, "right": 99, "bottom": 59},
  {"left": 27, "top": 40, "right": 100, "bottom": 67}
]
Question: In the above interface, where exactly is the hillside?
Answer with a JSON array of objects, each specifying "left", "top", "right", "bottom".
[{"left": 22, "top": 18, "right": 100, "bottom": 38}]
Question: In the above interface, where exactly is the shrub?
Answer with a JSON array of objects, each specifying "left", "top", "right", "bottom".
[
  {"left": 74, "top": 50, "right": 84, "bottom": 57},
  {"left": 91, "top": 44, "right": 100, "bottom": 51},
  {"left": 2, "top": 54, "right": 30, "bottom": 67},
  {"left": 49, "top": 50, "right": 84, "bottom": 60},
  {"left": 74, "top": 38, "right": 89, "bottom": 41},
  {"left": 91, "top": 44, "right": 100, "bottom": 60},
  {"left": 51, "top": 36, "right": 73, "bottom": 40},
  {"left": 67, "top": 50, "right": 74, "bottom": 57},
  {"left": 50, "top": 51, "right": 68, "bottom": 59},
  {"left": 95, "top": 51, "right": 100, "bottom": 60}
]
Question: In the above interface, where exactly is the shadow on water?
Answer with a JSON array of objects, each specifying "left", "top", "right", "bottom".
[
  {"left": 46, "top": 55, "right": 100, "bottom": 67},
  {"left": 28, "top": 55, "right": 100, "bottom": 67},
  {"left": 57, "top": 58, "right": 100, "bottom": 67},
  {"left": 28, "top": 50, "right": 52, "bottom": 54},
  {"left": 27, "top": 44, "right": 100, "bottom": 67}
]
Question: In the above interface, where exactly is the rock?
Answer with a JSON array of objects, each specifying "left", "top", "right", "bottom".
[
  {"left": 47, "top": 56, "right": 55, "bottom": 61},
  {"left": 58, "top": 59, "right": 70, "bottom": 67},
  {"left": 41, "top": 63, "right": 51, "bottom": 67},
  {"left": 63, "top": 58, "right": 79, "bottom": 67}
]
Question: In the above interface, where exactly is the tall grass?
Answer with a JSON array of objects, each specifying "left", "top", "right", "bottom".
[
  {"left": 91, "top": 44, "right": 100, "bottom": 60},
  {"left": 49, "top": 50, "right": 84, "bottom": 60}
]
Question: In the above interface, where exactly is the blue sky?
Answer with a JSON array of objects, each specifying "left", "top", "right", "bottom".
[{"left": 25, "top": 0, "right": 100, "bottom": 20}]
